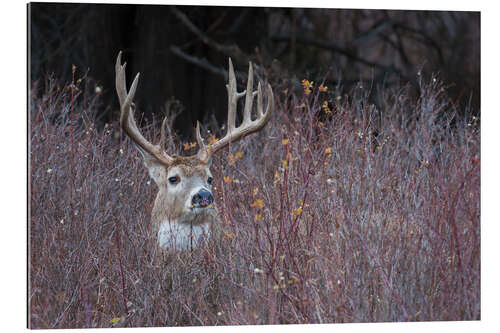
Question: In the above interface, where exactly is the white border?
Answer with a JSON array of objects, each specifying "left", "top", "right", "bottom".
[{"left": 3, "top": 1, "right": 497, "bottom": 332}]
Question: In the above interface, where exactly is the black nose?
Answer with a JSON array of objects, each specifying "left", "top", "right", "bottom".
[{"left": 191, "top": 189, "right": 214, "bottom": 208}]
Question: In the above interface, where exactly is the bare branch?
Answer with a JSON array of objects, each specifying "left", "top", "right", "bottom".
[
  {"left": 170, "top": 45, "right": 251, "bottom": 83},
  {"left": 270, "top": 33, "right": 405, "bottom": 77},
  {"left": 170, "top": 45, "right": 228, "bottom": 80},
  {"left": 171, "top": 7, "right": 250, "bottom": 64}
]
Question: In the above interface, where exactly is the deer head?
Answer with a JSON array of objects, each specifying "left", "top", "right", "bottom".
[{"left": 115, "top": 51, "right": 273, "bottom": 252}]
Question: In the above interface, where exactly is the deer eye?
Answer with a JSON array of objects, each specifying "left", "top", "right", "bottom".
[
  {"left": 207, "top": 177, "right": 213, "bottom": 185},
  {"left": 168, "top": 176, "right": 179, "bottom": 184}
]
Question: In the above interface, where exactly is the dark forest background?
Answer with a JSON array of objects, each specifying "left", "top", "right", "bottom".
[{"left": 29, "top": 3, "right": 480, "bottom": 137}]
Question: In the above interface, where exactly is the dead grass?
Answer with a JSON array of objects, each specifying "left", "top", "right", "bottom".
[{"left": 29, "top": 73, "right": 480, "bottom": 328}]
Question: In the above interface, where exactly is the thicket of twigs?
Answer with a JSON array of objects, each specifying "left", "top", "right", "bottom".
[{"left": 29, "top": 72, "right": 479, "bottom": 328}]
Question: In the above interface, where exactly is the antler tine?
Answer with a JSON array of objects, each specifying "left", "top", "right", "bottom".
[
  {"left": 115, "top": 51, "right": 173, "bottom": 165},
  {"left": 198, "top": 59, "right": 274, "bottom": 163},
  {"left": 242, "top": 62, "right": 254, "bottom": 125},
  {"left": 226, "top": 58, "right": 246, "bottom": 132},
  {"left": 196, "top": 121, "right": 210, "bottom": 162},
  {"left": 115, "top": 51, "right": 128, "bottom": 105},
  {"left": 257, "top": 81, "right": 263, "bottom": 118},
  {"left": 159, "top": 115, "right": 169, "bottom": 150}
]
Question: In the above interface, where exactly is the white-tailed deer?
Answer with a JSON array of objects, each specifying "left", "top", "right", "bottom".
[{"left": 115, "top": 51, "right": 273, "bottom": 254}]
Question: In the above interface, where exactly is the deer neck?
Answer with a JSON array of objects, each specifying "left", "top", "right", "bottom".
[{"left": 157, "top": 219, "right": 211, "bottom": 251}]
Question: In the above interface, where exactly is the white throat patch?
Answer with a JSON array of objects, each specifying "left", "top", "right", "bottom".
[{"left": 157, "top": 220, "right": 211, "bottom": 251}]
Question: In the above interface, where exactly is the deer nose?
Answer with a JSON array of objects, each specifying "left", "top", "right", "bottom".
[{"left": 191, "top": 189, "right": 214, "bottom": 208}]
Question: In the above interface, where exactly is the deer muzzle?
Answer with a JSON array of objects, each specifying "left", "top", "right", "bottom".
[{"left": 191, "top": 188, "right": 214, "bottom": 208}]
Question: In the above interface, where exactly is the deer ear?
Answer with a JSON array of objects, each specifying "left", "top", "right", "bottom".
[{"left": 135, "top": 146, "right": 167, "bottom": 185}]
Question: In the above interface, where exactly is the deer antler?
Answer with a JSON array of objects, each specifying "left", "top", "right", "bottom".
[
  {"left": 115, "top": 51, "right": 174, "bottom": 165},
  {"left": 197, "top": 58, "right": 274, "bottom": 162}
]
